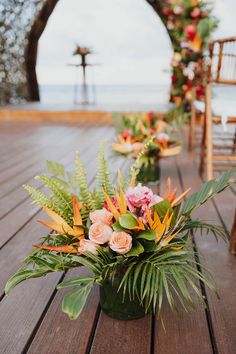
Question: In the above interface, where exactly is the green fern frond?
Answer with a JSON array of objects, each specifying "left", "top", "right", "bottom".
[
  {"left": 23, "top": 185, "right": 54, "bottom": 209},
  {"left": 35, "top": 175, "right": 73, "bottom": 224},
  {"left": 75, "top": 152, "right": 95, "bottom": 212},
  {"left": 95, "top": 143, "right": 113, "bottom": 208},
  {"left": 130, "top": 137, "right": 155, "bottom": 178}
]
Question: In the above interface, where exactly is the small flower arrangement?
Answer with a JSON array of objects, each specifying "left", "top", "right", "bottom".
[
  {"left": 112, "top": 112, "right": 182, "bottom": 159},
  {"left": 5, "top": 146, "right": 235, "bottom": 321}
]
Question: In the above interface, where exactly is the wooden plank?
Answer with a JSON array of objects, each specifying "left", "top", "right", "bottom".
[
  {"left": 27, "top": 268, "right": 100, "bottom": 354},
  {"left": 26, "top": 158, "right": 129, "bottom": 354},
  {"left": 230, "top": 211, "right": 236, "bottom": 253},
  {"left": 0, "top": 124, "right": 110, "bottom": 218},
  {"left": 0, "top": 127, "right": 77, "bottom": 183},
  {"left": 90, "top": 313, "right": 152, "bottom": 354},
  {"left": 88, "top": 155, "right": 152, "bottom": 354},
  {"left": 0, "top": 127, "right": 113, "bottom": 292},
  {"left": 153, "top": 157, "right": 213, "bottom": 354},
  {"left": 0, "top": 272, "right": 62, "bottom": 354},
  {"left": 0, "top": 126, "right": 112, "bottom": 248},
  {"left": 0, "top": 124, "right": 64, "bottom": 163},
  {"left": 0, "top": 126, "right": 66, "bottom": 173},
  {"left": 0, "top": 124, "right": 103, "bottom": 214},
  {"left": 0, "top": 125, "right": 117, "bottom": 354},
  {"left": 176, "top": 142, "right": 236, "bottom": 354}
]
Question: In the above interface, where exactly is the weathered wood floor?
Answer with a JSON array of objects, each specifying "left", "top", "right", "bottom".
[{"left": 0, "top": 121, "right": 235, "bottom": 354}]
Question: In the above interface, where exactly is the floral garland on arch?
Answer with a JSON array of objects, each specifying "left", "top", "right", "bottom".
[
  {"left": 157, "top": 0, "right": 218, "bottom": 109},
  {"left": 5, "top": 145, "right": 236, "bottom": 321}
]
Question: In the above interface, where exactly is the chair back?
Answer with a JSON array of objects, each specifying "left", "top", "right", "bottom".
[{"left": 207, "top": 37, "right": 236, "bottom": 85}]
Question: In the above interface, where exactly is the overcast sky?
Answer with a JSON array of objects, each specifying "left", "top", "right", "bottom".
[{"left": 37, "top": 0, "right": 236, "bottom": 86}]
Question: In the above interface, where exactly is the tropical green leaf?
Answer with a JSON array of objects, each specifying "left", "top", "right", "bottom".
[
  {"left": 112, "top": 221, "right": 125, "bottom": 232},
  {"left": 62, "top": 282, "right": 93, "bottom": 320},
  {"left": 182, "top": 169, "right": 236, "bottom": 216},
  {"left": 183, "top": 220, "right": 228, "bottom": 241},
  {"left": 124, "top": 241, "right": 144, "bottom": 257},
  {"left": 5, "top": 268, "right": 49, "bottom": 295},
  {"left": 136, "top": 230, "right": 156, "bottom": 241},
  {"left": 119, "top": 213, "right": 138, "bottom": 229},
  {"left": 71, "top": 256, "right": 101, "bottom": 274},
  {"left": 57, "top": 276, "right": 95, "bottom": 289},
  {"left": 152, "top": 199, "right": 174, "bottom": 220}
]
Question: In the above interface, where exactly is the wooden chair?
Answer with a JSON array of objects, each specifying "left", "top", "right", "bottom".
[{"left": 198, "top": 37, "right": 236, "bottom": 180}]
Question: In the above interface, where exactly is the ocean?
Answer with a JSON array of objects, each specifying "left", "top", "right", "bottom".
[
  {"left": 39, "top": 84, "right": 172, "bottom": 111},
  {"left": 39, "top": 84, "right": 236, "bottom": 113}
]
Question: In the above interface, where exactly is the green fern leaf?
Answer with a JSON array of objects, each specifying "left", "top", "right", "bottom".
[{"left": 75, "top": 152, "right": 95, "bottom": 212}]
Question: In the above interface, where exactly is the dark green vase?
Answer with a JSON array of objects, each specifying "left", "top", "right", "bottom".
[
  {"left": 136, "top": 160, "right": 161, "bottom": 184},
  {"left": 100, "top": 277, "right": 149, "bottom": 320}
]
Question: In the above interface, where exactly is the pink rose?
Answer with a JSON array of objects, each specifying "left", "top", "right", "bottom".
[
  {"left": 90, "top": 208, "right": 113, "bottom": 225},
  {"left": 78, "top": 239, "right": 98, "bottom": 255},
  {"left": 109, "top": 231, "right": 132, "bottom": 254},
  {"left": 89, "top": 222, "right": 113, "bottom": 244},
  {"left": 126, "top": 185, "right": 162, "bottom": 213}
]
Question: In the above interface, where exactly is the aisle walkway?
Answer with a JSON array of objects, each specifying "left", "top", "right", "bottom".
[{"left": 0, "top": 121, "right": 235, "bottom": 354}]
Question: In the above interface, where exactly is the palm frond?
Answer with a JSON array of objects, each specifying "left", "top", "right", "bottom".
[
  {"left": 183, "top": 219, "right": 229, "bottom": 241},
  {"left": 181, "top": 169, "right": 236, "bottom": 217}
]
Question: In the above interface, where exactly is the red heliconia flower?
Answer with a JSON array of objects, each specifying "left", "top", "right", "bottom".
[
  {"left": 104, "top": 197, "right": 119, "bottom": 212},
  {"left": 121, "top": 129, "right": 132, "bottom": 139},
  {"left": 184, "top": 24, "right": 197, "bottom": 40}
]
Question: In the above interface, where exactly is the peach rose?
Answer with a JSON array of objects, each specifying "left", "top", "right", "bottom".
[
  {"left": 109, "top": 231, "right": 132, "bottom": 254},
  {"left": 89, "top": 208, "right": 113, "bottom": 225},
  {"left": 78, "top": 239, "right": 98, "bottom": 255},
  {"left": 89, "top": 222, "right": 113, "bottom": 244}
]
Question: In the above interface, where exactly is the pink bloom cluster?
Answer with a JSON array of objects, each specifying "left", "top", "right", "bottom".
[
  {"left": 126, "top": 185, "right": 163, "bottom": 221},
  {"left": 156, "top": 132, "right": 170, "bottom": 143}
]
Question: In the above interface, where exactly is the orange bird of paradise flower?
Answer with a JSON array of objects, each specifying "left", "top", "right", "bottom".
[{"left": 34, "top": 196, "right": 85, "bottom": 254}]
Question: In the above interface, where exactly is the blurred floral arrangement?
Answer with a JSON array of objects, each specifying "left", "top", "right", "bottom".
[
  {"left": 5, "top": 145, "right": 236, "bottom": 321},
  {"left": 158, "top": 0, "right": 218, "bottom": 109},
  {"left": 112, "top": 112, "right": 182, "bottom": 161}
]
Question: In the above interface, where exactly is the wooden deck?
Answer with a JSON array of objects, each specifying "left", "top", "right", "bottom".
[{"left": 0, "top": 121, "right": 235, "bottom": 354}]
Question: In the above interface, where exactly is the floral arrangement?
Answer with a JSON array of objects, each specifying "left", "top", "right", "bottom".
[
  {"left": 155, "top": 0, "right": 218, "bottom": 109},
  {"left": 112, "top": 112, "right": 182, "bottom": 161},
  {"left": 5, "top": 146, "right": 236, "bottom": 321}
]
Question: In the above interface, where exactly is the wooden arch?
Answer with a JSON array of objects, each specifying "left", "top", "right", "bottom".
[
  {"left": 26, "top": 0, "right": 171, "bottom": 102},
  {"left": 0, "top": 1, "right": 214, "bottom": 105}
]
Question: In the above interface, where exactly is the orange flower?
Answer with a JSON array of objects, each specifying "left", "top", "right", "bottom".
[{"left": 37, "top": 196, "right": 84, "bottom": 239}]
